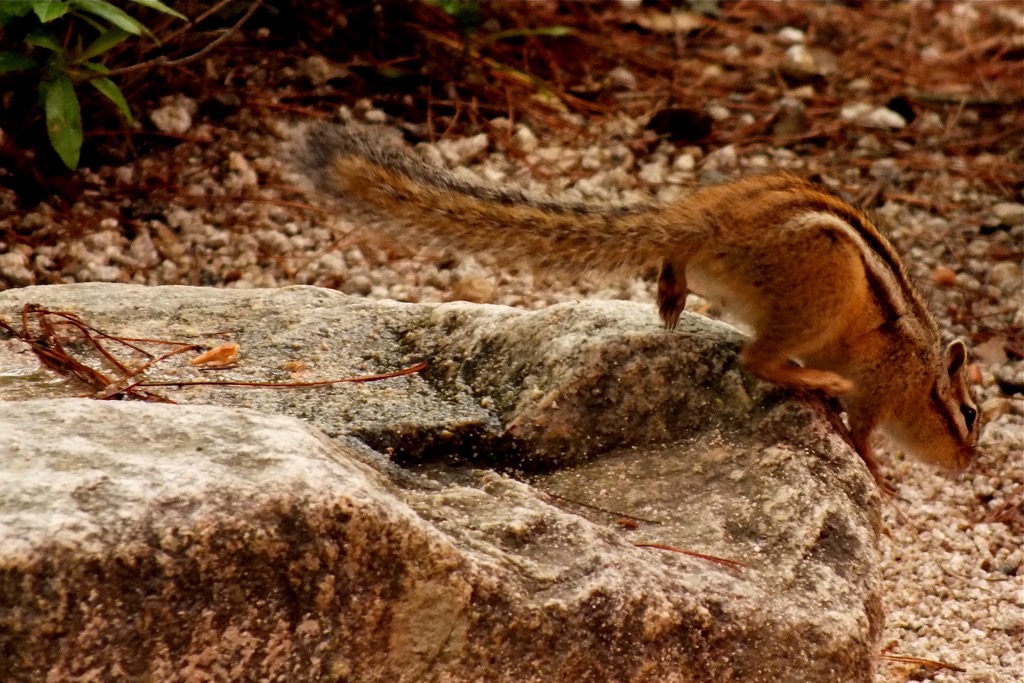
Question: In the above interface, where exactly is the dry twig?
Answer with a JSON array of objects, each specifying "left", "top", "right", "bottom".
[{"left": 0, "top": 304, "right": 427, "bottom": 402}]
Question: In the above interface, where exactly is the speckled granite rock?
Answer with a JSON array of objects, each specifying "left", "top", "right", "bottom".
[{"left": 0, "top": 284, "right": 882, "bottom": 682}]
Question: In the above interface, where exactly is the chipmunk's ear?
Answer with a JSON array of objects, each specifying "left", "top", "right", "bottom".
[{"left": 946, "top": 340, "right": 967, "bottom": 376}]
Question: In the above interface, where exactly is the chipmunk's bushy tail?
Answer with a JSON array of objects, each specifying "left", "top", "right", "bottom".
[{"left": 291, "top": 122, "right": 694, "bottom": 275}]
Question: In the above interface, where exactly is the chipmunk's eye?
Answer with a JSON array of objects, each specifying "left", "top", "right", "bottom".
[{"left": 960, "top": 405, "right": 977, "bottom": 430}]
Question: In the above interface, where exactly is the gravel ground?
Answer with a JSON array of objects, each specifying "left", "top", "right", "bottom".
[{"left": 1, "top": 98, "right": 1022, "bottom": 680}]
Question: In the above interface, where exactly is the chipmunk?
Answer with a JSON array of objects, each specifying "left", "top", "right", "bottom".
[{"left": 293, "top": 121, "right": 981, "bottom": 487}]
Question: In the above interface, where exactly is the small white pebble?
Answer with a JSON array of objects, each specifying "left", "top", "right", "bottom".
[{"left": 776, "top": 27, "right": 806, "bottom": 44}]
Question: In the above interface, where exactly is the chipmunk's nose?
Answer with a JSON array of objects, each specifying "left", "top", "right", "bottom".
[{"left": 957, "top": 446, "right": 978, "bottom": 471}]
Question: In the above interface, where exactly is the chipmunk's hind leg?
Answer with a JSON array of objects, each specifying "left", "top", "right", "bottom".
[
  {"left": 741, "top": 340, "right": 854, "bottom": 396},
  {"left": 657, "top": 260, "right": 688, "bottom": 330},
  {"left": 736, "top": 224, "right": 863, "bottom": 396},
  {"left": 740, "top": 286, "right": 856, "bottom": 396}
]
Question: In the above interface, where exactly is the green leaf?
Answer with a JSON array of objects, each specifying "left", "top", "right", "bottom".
[
  {"left": 72, "top": 9, "right": 107, "bottom": 33},
  {"left": 376, "top": 66, "right": 407, "bottom": 79},
  {"left": 25, "top": 28, "right": 64, "bottom": 52},
  {"left": 81, "top": 60, "right": 133, "bottom": 122},
  {"left": 32, "top": 0, "right": 70, "bottom": 22},
  {"left": 435, "top": 0, "right": 480, "bottom": 29},
  {"left": 0, "top": 52, "right": 39, "bottom": 73},
  {"left": 78, "top": 26, "right": 130, "bottom": 62},
  {"left": 42, "top": 73, "right": 82, "bottom": 169},
  {"left": 0, "top": 2, "right": 35, "bottom": 23},
  {"left": 71, "top": 0, "right": 144, "bottom": 35},
  {"left": 89, "top": 76, "right": 133, "bottom": 123},
  {"left": 80, "top": 60, "right": 108, "bottom": 73},
  {"left": 481, "top": 25, "right": 573, "bottom": 45},
  {"left": 128, "top": 0, "right": 187, "bottom": 21}
]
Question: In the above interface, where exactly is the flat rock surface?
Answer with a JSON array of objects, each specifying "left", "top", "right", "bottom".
[
  {"left": 0, "top": 283, "right": 882, "bottom": 682},
  {"left": 0, "top": 283, "right": 850, "bottom": 468}
]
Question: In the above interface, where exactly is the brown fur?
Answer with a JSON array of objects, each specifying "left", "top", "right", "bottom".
[{"left": 292, "top": 122, "right": 981, "bottom": 487}]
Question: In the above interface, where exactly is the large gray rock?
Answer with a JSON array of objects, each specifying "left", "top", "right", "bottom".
[{"left": 0, "top": 284, "right": 882, "bottom": 682}]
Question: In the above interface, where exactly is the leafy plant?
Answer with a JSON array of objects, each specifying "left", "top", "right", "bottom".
[{"left": 0, "top": 0, "right": 187, "bottom": 170}]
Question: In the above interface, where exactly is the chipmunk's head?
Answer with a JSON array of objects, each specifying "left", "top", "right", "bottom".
[{"left": 886, "top": 340, "right": 981, "bottom": 471}]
